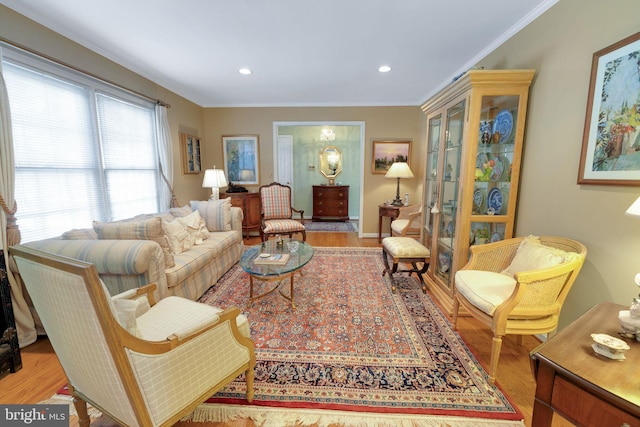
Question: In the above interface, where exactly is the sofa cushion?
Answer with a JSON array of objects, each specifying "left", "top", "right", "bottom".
[
  {"left": 190, "top": 199, "right": 231, "bottom": 232},
  {"left": 165, "top": 231, "right": 240, "bottom": 288},
  {"left": 501, "top": 235, "right": 568, "bottom": 277},
  {"left": 93, "top": 216, "right": 175, "bottom": 268},
  {"left": 455, "top": 270, "right": 517, "bottom": 315}
]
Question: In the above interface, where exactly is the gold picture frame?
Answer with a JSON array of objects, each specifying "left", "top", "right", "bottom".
[
  {"left": 372, "top": 140, "right": 411, "bottom": 174},
  {"left": 179, "top": 132, "right": 202, "bottom": 174},
  {"left": 577, "top": 32, "right": 640, "bottom": 186}
]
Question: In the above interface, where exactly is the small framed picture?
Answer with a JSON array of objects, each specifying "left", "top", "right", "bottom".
[
  {"left": 577, "top": 32, "right": 640, "bottom": 186},
  {"left": 222, "top": 135, "right": 260, "bottom": 185},
  {"left": 372, "top": 140, "right": 411, "bottom": 174},
  {"left": 179, "top": 132, "right": 201, "bottom": 174}
]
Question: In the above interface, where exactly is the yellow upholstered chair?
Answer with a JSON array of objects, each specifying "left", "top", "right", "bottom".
[
  {"left": 391, "top": 204, "right": 422, "bottom": 238},
  {"left": 11, "top": 245, "right": 255, "bottom": 427},
  {"left": 452, "top": 235, "right": 586, "bottom": 383},
  {"left": 259, "top": 182, "right": 306, "bottom": 242}
]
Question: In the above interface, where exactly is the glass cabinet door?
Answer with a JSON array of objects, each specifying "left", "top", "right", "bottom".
[
  {"left": 423, "top": 113, "right": 441, "bottom": 254},
  {"left": 471, "top": 95, "right": 520, "bottom": 244},
  {"left": 435, "top": 99, "right": 465, "bottom": 284}
]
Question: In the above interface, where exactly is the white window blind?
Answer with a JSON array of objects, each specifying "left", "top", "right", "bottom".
[{"left": 2, "top": 46, "right": 160, "bottom": 242}]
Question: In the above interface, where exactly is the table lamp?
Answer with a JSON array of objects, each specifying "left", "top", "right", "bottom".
[
  {"left": 618, "top": 196, "right": 640, "bottom": 339},
  {"left": 385, "top": 162, "right": 414, "bottom": 206},
  {"left": 202, "top": 167, "right": 228, "bottom": 200}
]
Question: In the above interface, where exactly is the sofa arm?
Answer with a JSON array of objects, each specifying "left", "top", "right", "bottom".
[
  {"left": 230, "top": 206, "right": 243, "bottom": 236},
  {"left": 21, "top": 239, "right": 169, "bottom": 300}
]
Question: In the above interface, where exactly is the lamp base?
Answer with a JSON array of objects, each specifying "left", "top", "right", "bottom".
[
  {"left": 209, "top": 187, "right": 220, "bottom": 200},
  {"left": 391, "top": 199, "right": 404, "bottom": 206}
]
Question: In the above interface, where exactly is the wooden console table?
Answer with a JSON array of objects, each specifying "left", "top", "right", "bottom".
[
  {"left": 530, "top": 302, "right": 640, "bottom": 426},
  {"left": 378, "top": 204, "right": 400, "bottom": 243}
]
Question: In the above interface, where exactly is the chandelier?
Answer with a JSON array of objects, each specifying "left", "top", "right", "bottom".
[{"left": 320, "top": 128, "right": 335, "bottom": 141}]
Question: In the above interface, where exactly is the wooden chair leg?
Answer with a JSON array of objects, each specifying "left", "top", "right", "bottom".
[
  {"left": 72, "top": 397, "right": 91, "bottom": 427},
  {"left": 246, "top": 366, "right": 254, "bottom": 403},
  {"left": 452, "top": 297, "right": 460, "bottom": 330},
  {"left": 489, "top": 334, "right": 503, "bottom": 384}
]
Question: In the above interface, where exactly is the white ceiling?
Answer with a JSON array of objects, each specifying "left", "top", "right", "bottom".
[{"left": 1, "top": 0, "right": 556, "bottom": 108}]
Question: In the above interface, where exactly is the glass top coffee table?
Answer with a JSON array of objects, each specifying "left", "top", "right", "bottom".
[{"left": 240, "top": 239, "right": 313, "bottom": 308}]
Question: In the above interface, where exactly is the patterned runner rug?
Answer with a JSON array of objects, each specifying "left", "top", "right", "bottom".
[
  {"left": 190, "top": 247, "right": 524, "bottom": 426},
  {"left": 304, "top": 221, "right": 357, "bottom": 232}
]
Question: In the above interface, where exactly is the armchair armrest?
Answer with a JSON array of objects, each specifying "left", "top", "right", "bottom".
[
  {"left": 292, "top": 207, "right": 305, "bottom": 221},
  {"left": 396, "top": 204, "right": 421, "bottom": 220}
]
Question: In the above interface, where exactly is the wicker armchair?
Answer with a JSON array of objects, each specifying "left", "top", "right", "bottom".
[
  {"left": 11, "top": 245, "right": 255, "bottom": 427},
  {"left": 452, "top": 236, "right": 586, "bottom": 383},
  {"left": 391, "top": 204, "right": 422, "bottom": 238},
  {"left": 259, "top": 182, "right": 306, "bottom": 242}
]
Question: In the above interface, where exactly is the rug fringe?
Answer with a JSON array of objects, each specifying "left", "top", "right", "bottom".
[
  {"left": 39, "top": 394, "right": 103, "bottom": 419},
  {"left": 182, "top": 403, "right": 525, "bottom": 427}
]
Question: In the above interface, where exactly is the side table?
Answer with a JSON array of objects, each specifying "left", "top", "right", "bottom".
[
  {"left": 378, "top": 204, "right": 401, "bottom": 243},
  {"left": 530, "top": 302, "right": 640, "bottom": 426}
]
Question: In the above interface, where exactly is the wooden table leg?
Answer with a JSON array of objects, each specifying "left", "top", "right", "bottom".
[
  {"left": 378, "top": 213, "right": 383, "bottom": 243},
  {"left": 531, "top": 362, "right": 556, "bottom": 427}
]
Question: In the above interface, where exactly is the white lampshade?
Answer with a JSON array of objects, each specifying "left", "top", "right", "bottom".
[
  {"left": 202, "top": 168, "right": 228, "bottom": 200},
  {"left": 385, "top": 162, "right": 414, "bottom": 206},
  {"left": 626, "top": 196, "right": 640, "bottom": 218},
  {"left": 385, "top": 162, "right": 414, "bottom": 179}
]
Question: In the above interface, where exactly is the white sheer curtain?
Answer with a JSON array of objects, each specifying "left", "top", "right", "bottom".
[
  {"left": 155, "top": 104, "right": 177, "bottom": 208},
  {"left": 0, "top": 71, "right": 36, "bottom": 348}
]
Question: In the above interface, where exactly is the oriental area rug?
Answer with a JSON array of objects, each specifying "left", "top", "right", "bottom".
[
  {"left": 189, "top": 247, "right": 524, "bottom": 427},
  {"left": 49, "top": 247, "right": 523, "bottom": 427}
]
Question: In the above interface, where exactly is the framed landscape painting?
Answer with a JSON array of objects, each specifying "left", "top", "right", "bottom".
[
  {"left": 578, "top": 32, "right": 640, "bottom": 186},
  {"left": 222, "top": 135, "right": 260, "bottom": 185},
  {"left": 372, "top": 140, "right": 411, "bottom": 174}
]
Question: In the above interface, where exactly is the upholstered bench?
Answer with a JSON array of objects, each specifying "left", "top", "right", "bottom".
[{"left": 382, "top": 237, "right": 430, "bottom": 293}]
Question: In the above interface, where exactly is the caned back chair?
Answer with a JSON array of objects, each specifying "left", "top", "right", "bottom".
[
  {"left": 452, "top": 236, "right": 586, "bottom": 383},
  {"left": 11, "top": 245, "right": 255, "bottom": 427},
  {"left": 259, "top": 182, "right": 306, "bottom": 241}
]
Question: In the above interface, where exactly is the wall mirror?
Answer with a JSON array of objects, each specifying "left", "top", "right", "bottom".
[{"left": 319, "top": 146, "right": 342, "bottom": 184}]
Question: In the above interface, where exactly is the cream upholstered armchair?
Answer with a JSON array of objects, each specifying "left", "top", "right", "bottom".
[
  {"left": 391, "top": 204, "right": 422, "bottom": 238},
  {"left": 259, "top": 182, "right": 306, "bottom": 242},
  {"left": 452, "top": 235, "right": 586, "bottom": 383},
  {"left": 11, "top": 245, "right": 255, "bottom": 427}
]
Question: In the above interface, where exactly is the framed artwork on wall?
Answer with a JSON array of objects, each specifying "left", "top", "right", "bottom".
[
  {"left": 371, "top": 140, "right": 411, "bottom": 174},
  {"left": 578, "top": 31, "right": 640, "bottom": 186},
  {"left": 222, "top": 135, "right": 260, "bottom": 185},
  {"left": 179, "top": 132, "right": 201, "bottom": 174}
]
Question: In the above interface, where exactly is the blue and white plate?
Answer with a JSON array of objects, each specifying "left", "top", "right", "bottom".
[
  {"left": 487, "top": 187, "right": 503, "bottom": 214},
  {"left": 492, "top": 110, "right": 513, "bottom": 143},
  {"left": 473, "top": 188, "right": 484, "bottom": 209}
]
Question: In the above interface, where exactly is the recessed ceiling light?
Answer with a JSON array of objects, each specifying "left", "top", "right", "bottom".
[
  {"left": 378, "top": 65, "right": 392, "bottom": 73},
  {"left": 239, "top": 68, "right": 252, "bottom": 75}
]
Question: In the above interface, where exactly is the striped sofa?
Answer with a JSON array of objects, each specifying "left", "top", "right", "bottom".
[{"left": 20, "top": 206, "right": 244, "bottom": 303}]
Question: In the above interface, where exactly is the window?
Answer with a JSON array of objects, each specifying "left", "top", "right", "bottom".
[{"left": 1, "top": 45, "right": 161, "bottom": 242}]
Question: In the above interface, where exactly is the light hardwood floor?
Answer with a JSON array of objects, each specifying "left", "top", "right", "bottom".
[{"left": 0, "top": 231, "right": 572, "bottom": 426}]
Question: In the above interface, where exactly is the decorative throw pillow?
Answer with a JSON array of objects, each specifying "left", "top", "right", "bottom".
[
  {"left": 162, "top": 218, "right": 190, "bottom": 254},
  {"left": 501, "top": 235, "right": 568, "bottom": 277},
  {"left": 177, "top": 210, "right": 210, "bottom": 245},
  {"left": 93, "top": 216, "right": 175, "bottom": 268},
  {"left": 62, "top": 228, "right": 98, "bottom": 240},
  {"left": 169, "top": 204, "right": 193, "bottom": 218},
  {"left": 190, "top": 199, "right": 232, "bottom": 232}
]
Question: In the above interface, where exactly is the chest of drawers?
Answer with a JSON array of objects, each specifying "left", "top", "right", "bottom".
[
  {"left": 312, "top": 185, "right": 349, "bottom": 221},
  {"left": 221, "top": 192, "right": 261, "bottom": 239}
]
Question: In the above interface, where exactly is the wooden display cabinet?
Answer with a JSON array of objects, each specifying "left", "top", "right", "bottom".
[
  {"left": 222, "top": 192, "right": 261, "bottom": 239},
  {"left": 421, "top": 70, "right": 534, "bottom": 314}
]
